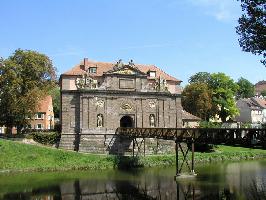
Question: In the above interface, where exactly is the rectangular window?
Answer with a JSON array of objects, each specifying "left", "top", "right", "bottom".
[
  {"left": 148, "top": 71, "right": 156, "bottom": 77},
  {"left": 89, "top": 67, "right": 97, "bottom": 74},
  {"left": 119, "top": 79, "right": 134, "bottom": 89},
  {"left": 36, "top": 124, "right": 42, "bottom": 129},
  {"left": 36, "top": 113, "right": 44, "bottom": 119}
]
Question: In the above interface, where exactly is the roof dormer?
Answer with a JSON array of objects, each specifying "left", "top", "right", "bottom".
[
  {"left": 88, "top": 67, "right": 97, "bottom": 74},
  {"left": 147, "top": 70, "right": 156, "bottom": 78}
]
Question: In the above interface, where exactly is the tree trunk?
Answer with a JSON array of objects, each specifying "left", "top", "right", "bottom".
[{"left": 6, "top": 126, "right": 12, "bottom": 135}]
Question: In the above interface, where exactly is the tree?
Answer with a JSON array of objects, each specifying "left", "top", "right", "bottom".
[
  {"left": 181, "top": 83, "right": 215, "bottom": 121},
  {"left": 188, "top": 72, "right": 211, "bottom": 84},
  {"left": 236, "top": 77, "right": 255, "bottom": 99},
  {"left": 208, "top": 73, "right": 239, "bottom": 122},
  {"left": 261, "top": 90, "right": 266, "bottom": 97},
  {"left": 49, "top": 86, "right": 60, "bottom": 118},
  {"left": 0, "top": 49, "right": 56, "bottom": 133},
  {"left": 236, "top": 0, "right": 266, "bottom": 66}
]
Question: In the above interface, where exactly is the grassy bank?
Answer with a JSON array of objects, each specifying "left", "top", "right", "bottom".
[{"left": 1, "top": 139, "right": 266, "bottom": 173}]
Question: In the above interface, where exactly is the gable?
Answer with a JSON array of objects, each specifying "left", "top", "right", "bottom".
[{"left": 105, "top": 62, "right": 147, "bottom": 76}]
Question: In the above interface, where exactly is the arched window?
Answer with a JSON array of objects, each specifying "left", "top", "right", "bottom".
[
  {"left": 97, "top": 114, "right": 103, "bottom": 127},
  {"left": 150, "top": 114, "right": 155, "bottom": 127}
]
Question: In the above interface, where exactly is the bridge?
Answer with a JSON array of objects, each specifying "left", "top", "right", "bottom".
[{"left": 116, "top": 127, "right": 266, "bottom": 178}]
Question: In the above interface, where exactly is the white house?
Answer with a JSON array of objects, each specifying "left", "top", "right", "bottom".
[{"left": 235, "top": 97, "right": 266, "bottom": 125}]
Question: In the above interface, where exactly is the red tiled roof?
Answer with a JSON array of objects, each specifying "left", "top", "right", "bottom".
[
  {"left": 38, "top": 96, "right": 53, "bottom": 113},
  {"left": 251, "top": 97, "right": 266, "bottom": 109},
  {"left": 62, "top": 59, "right": 181, "bottom": 82}
]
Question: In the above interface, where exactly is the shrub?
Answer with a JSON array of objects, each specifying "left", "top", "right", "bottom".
[
  {"left": 241, "top": 123, "right": 252, "bottom": 128},
  {"left": 199, "top": 121, "right": 222, "bottom": 128},
  {"left": 31, "top": 132, "right": 61, "bottom": 145}
]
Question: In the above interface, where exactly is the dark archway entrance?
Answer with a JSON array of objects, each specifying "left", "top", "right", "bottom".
[{"left": 120, "top": 116, "right": 134, "bottom": 128}]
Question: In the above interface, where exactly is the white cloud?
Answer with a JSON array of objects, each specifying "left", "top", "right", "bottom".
[{"left": 187, "top": 0, "right": 240, "bottom": 22}]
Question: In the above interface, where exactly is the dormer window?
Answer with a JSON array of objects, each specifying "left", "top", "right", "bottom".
[
  {"left": 88, "top": 67, "right": 97, "bottom": 74},
  {"left": 148, "top": 71, "right": 156, "bottom": 78}
]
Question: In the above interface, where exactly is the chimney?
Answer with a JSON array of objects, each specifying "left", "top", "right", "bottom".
[{"left": 81, "top": 58, "right": 88, "bottom": 71}]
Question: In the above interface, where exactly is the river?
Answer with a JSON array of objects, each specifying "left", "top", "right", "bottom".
[{"left": 0, "top": 160, "right": 266, "bottom": 200}]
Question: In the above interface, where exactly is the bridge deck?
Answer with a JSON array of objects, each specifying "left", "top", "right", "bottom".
[{"left": 116, "top": 127, "right": 266, "bottom": 146}]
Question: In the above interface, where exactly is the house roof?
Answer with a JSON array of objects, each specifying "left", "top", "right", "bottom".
[
  {"left": 62, "top": 59, "right": 181, "bottom": 83},
  {"left": 237, "top": 98, "right": 266, "bottom": 110},
  {"left": 182, "top": 110, "right": 201, "bottom": 121},
  {"left": 38, "top": 96, "right": 53, "bottom": 113},
  {"left": 251, "top": 97, "right": 266, "bottom": 109}
]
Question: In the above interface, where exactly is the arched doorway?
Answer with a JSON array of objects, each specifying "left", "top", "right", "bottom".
[{"left": 120, "top": 116, "right": 134, "bottom": 128}]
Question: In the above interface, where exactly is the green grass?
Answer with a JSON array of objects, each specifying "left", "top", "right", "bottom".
[
  {"left": 1, "top": 139, "right": 266, "bottom": 173},
  {"left": 0, "top": 139, "right": 116, "bottom": 172}
]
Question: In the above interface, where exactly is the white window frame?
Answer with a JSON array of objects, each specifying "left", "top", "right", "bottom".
[
  {"left": 36, "top": 113, "right": 44, "bottom": 119},
  {"left": 149, "top": 71, "right": 156, "bottom": 78},
  {"left": 36, "top": 124, "right": 43, "bottom": 129},
  {"left": 89, "top": 67, "right": 97, "bottom": 74}
]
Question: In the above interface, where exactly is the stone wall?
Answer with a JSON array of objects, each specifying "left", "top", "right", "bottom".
[
  {"left": 60, "top": 133, "right": 176, "bottom": 155},
  {"left": 60, "top": 90, "right": 182, "bottom": 154}
]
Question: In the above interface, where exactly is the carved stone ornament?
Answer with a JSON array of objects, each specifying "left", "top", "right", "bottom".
[
  {"left": 121, "top": 103, "right": 133, "bottom": 111},
  {"left": 114, "top": 68, "right": 135, "bottom": 75},
  {"left": 149, "top": 101, "right": 156, "bottom": 108},
  {"left": 75, "top": 74, "right": 98, "bottom": 89},
  {"left": 153, "top": 77, "right": 169, "bottom": 92},
  {"left": 96, "top": 100, "right": 104, "bottom": 108}
]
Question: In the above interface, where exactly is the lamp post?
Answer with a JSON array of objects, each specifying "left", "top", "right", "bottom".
[{"left": 49, "top": 115, "right": 52, "bottom": 130}]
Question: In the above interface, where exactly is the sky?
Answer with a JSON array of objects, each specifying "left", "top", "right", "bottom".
[{"left": 0, "top": 0, "right": 265, "bottom": 86}]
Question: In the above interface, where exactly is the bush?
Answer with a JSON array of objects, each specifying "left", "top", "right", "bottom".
[
  {"left": 241, "top": 123, "right": 252, "bottom": 128},
  {"left": 199, "top": 121, "right": 222, "bottom": 128},
  {"left": 31, "top": 132, "right": 61, "bottom": 145}
]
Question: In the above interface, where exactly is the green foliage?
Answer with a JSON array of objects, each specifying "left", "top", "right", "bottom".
[
  {"left": 49, "top": 87, "right": 60, "bottom": 118},
  {"left": 236, "top": 0, "right": 266, "bottom": 66},
  {"left": 209, "top": 73, "right": 239, "bottom": 122},
  {"left": 184, "top": 72, "right": 239, "bottom": 122},
  {"left": 188, "top": 72, "right": 211, "bottom": 84},
  {"left": 0, "top": 49, "right": 57, "bottom": 133},
  {"left": 241, "top": 123, "right": 252, "bottom": 128},
  {"left": 199, "top": 121, "right": 222, "bottom": 128},
  {"left": 236, "top": 77, "right": 255, "bottom": 99},
  {"left": 261, "top": 90, "right": 266, "bottom": 97},
  {"left": 182, "top": 83, "right": 214, "bottom": 120},
  {"left": 31, "top": 132, "right": 61, "bottom": 145}
]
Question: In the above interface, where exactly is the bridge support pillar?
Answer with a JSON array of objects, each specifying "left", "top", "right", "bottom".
[{"left": 175, "top": 140, "right": 197, "bottom": 179}]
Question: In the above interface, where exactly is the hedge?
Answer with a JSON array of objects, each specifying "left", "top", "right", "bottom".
[{"left": 30, "top": 132, "right": 61, "bottom": 145}]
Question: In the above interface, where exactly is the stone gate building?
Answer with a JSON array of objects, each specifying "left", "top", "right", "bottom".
[{"left": 59, "top": 58, "right": 184, "bottom": 154}]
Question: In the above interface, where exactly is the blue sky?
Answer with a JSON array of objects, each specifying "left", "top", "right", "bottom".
[{"left": 1, "top": 0, "right": 265, "bottom": 86}]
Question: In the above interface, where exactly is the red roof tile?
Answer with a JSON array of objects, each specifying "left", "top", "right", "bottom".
[
  {"left": 62, "top": 59, "right": 181, "bottom": 82},
  {"left": 38, "top": 96, "right": 53, "bottom": 113}
]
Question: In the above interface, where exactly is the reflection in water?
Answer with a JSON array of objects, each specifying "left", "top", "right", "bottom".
[{"left": 1, "top": 160, "right": 266, "bottom": 200}]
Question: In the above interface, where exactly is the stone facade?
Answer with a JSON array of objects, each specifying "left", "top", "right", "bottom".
[{"left": 60, "top": 58, "right": 183, "bottom": 154}]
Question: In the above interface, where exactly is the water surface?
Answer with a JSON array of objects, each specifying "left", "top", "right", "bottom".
[{"left": 1, "top": 160, "right": 266, "bottom": 199}]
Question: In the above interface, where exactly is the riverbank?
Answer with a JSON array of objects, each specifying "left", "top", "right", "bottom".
[{"left": 1, "top": 139, "right": 266, "bottom": 173}]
